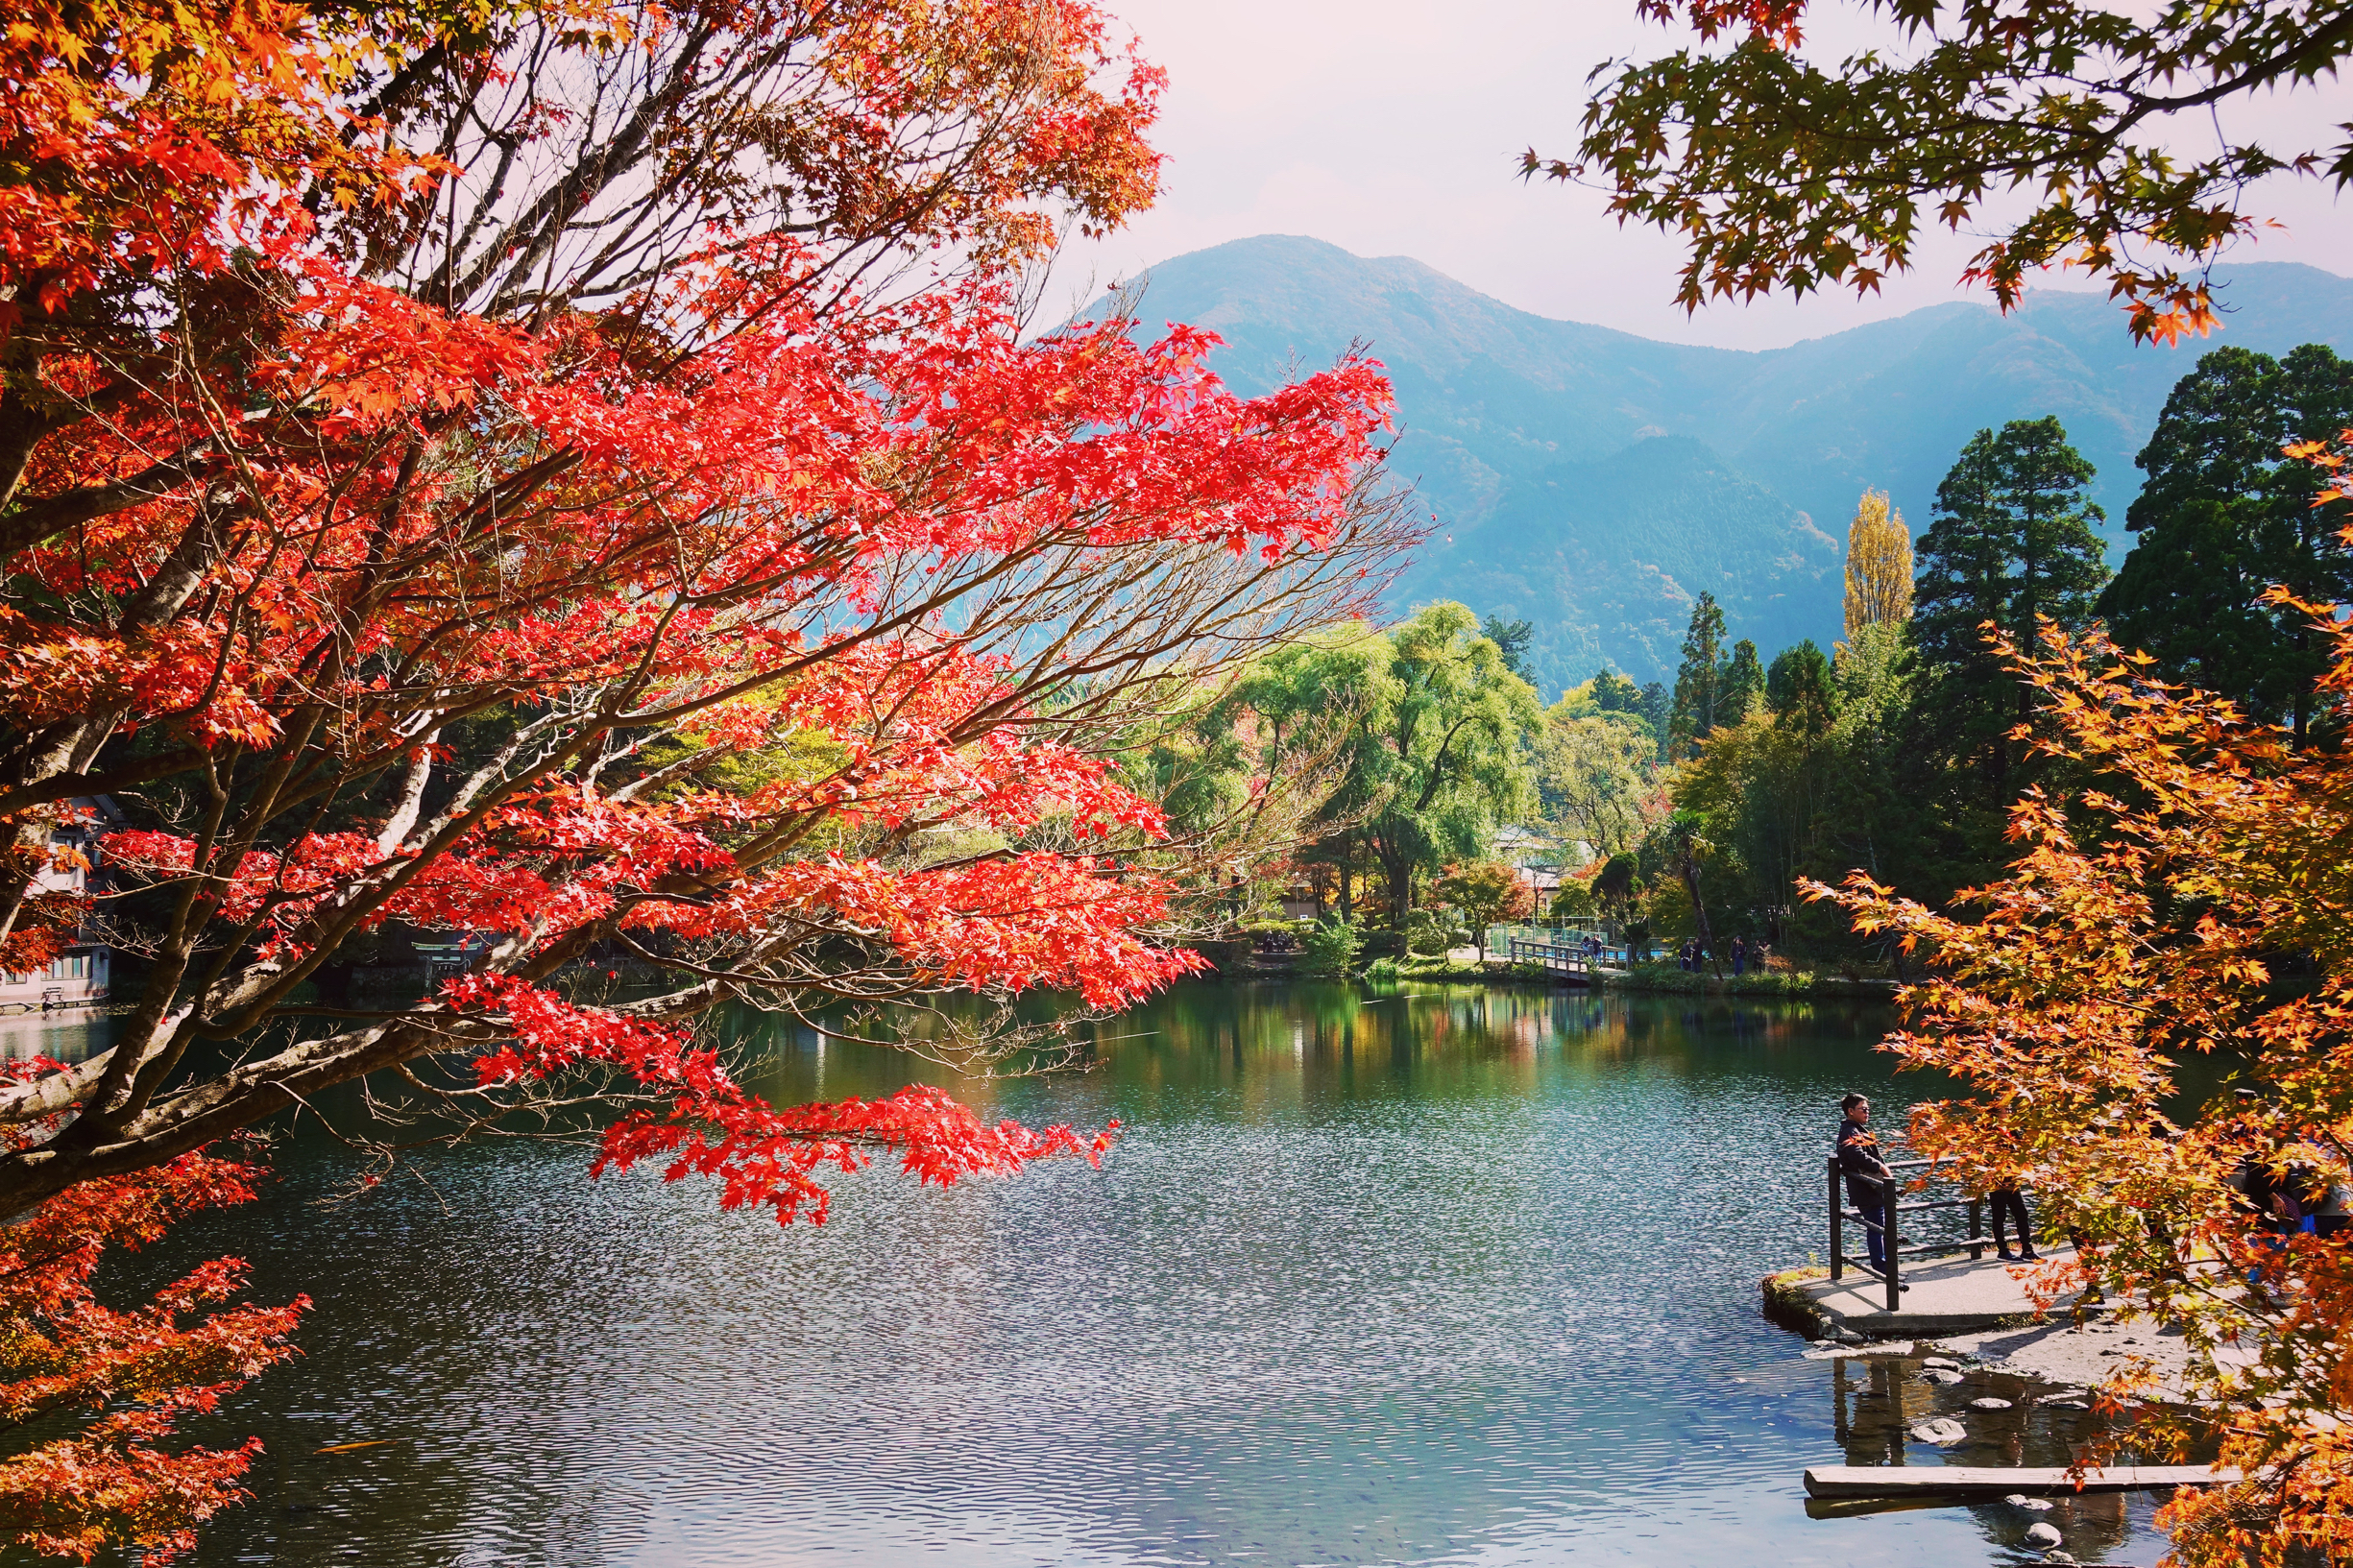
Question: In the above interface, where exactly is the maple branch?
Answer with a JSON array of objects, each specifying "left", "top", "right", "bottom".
[{"left": 0, "top": 444, "right": 221, "bottom": 563}]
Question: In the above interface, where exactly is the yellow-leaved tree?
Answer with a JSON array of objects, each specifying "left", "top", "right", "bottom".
[
  {"left": 1842, "top": 490, "right": 1914, "bottom": 640},
  {"left": 1805, "top": 432, "right": 2353, "bottom": 1566}
]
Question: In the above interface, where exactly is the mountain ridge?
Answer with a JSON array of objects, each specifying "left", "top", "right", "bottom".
[{"left": 1110, "top": 236, "right": 2353, "bottom": 691}]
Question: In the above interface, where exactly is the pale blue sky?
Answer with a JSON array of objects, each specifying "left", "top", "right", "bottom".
[{"left": 1049, "top": 0, "right": 2353, "bottom": 350}]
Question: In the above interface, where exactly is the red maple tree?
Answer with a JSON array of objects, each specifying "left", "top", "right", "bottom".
[
  {"left": 0, "top": 0, "right": 1413, "bottom": 1553},
  {"left": 0, "top": 1064, "right": 303, "bottom": 1562}
]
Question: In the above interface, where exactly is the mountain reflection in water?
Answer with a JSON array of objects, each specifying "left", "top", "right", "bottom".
[{"left": 9, "top": 983, "right": 2172, "bottom": 1566}]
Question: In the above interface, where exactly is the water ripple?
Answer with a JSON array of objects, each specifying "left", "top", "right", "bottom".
[{"left": 167, "top": 984, "right": 2170, "bottom": 1567}]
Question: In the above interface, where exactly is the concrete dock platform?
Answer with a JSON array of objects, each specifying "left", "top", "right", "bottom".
[{"left": 1771, "top": 1247, "right": 2105, "bottom": 1337}]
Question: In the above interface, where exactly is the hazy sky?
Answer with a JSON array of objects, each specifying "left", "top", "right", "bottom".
[{"left": 1049, "top": 0, "right": 2353, "bottom": 350}]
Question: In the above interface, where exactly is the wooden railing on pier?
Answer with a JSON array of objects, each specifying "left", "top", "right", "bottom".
[{"left": 1829, "top": 1155, "right": 1995, "bottom": 1312}]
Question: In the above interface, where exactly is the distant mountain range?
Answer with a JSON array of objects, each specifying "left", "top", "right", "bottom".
[{"left": 1106, "top": 235, "right": 2353, "bottom": 692}]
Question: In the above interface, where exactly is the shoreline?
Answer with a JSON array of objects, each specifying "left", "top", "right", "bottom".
[{"left": 1369, "top": 956, "right": 1902, "bottom": 1000}]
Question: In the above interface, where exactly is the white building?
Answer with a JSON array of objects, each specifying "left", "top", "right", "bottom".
[
  {"left": 0, "top": 797, "right": 121, "bottom": 1013},
  {"left": 1492, "top": 824, "right": 1589, "bottom": 904}
]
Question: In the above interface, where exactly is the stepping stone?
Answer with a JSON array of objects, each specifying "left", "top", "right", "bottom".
[
  {"left": 2025, "top": 1521, "right": 2064, "bottom": 1548},
  {"left": 1907, "top": 1417, "right": 1968, "bottom": 1446},
  {"left": 1970, "top": 1397, "right": 2014, "bottom": 1411},
  {"left": 1921, "top": 1368, "right": 1965, "bottom": 1384}
]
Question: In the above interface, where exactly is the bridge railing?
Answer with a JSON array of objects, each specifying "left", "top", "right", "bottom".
[
  {"left": 1827, "top": 1155, "right": 1992, "bottom": 1312},
  {"left": 1489, "top": 924, "right": 1629, "bottom": 968}
]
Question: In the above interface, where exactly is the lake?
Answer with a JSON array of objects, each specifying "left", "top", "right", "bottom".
[{"left": 12, "top": 982, "right": 2172, "bottom": 1566}]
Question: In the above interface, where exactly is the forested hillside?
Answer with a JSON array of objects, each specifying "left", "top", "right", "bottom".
[{"left": 1112, "top": 235, "right": 2353, "bottom": 690}]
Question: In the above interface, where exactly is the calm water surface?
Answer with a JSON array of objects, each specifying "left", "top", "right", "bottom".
[{"left": 12, "top": 984, "right": 2171, "bottom": 1567}]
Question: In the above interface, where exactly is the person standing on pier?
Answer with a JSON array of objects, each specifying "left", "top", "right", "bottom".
[
  {"left": 1989, "top": 1184, "right": 2039, "bottom": 1262},
  {"left": 1835, "top": 1094, "right": 1906, "bottom": 1288}
]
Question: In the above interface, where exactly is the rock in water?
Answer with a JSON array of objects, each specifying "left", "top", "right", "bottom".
[
  {"left": 1920, "top": 1356, "right": 1959, "bottom": 1369},
  {"left": 2046, "top": 1553, "right": 2077, "bottom": 1565},
  {"left": 2002, "top": 1494, "right": 2026, "bottom": 1506},
  {"left": 1921, "top": 1368, "right": 1965, "bottom": 1385},
  {"left": 1970, "top": 1396, "right": 2014, "bottom": 1410},
  {"left": 1907, "top": 1417, "right": 1967, "bottom": 1446},
  {"left": 2024, "top": 1521, "right": 2064, "bottom": 1549},
  {"left": 2014, "top": 1497, "right": 2052, "bottom": 1511}
]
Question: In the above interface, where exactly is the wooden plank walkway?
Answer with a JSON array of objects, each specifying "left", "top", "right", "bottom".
[{"left": 1804, "top": 1464, "right": 2241, "bottom": 1499}]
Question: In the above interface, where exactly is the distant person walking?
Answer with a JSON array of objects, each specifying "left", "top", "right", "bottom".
[{"left": 1835, "top": 1093, "right": 1906, "bottom": 1289}]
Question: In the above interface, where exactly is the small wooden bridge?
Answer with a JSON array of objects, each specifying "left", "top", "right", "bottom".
[{"left": 1506, "top": 938, "right": 1602, "bottom": 985}]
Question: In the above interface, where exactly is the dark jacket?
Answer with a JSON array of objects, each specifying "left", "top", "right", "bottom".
[{"left": 1836, "top": 1117, "right": 1889, "bottom": 1198}]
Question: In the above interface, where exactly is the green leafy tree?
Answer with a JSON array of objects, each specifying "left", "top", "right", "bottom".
[
  {"left": 1911, "top": 417, "right": 2109, "bottom": 807},
  {"left": 1434, "top": 859, "right": 1535, "bottom": 961},
  {"left": 1815, "top": 622, "right": 1931, "bottom": 916},
  {"left": 1548, "top": 880, "right": 1597, "bottom": 919},
  {"left": 1244, "top": 607, "right": 1540, "bottom": 926},
  {"left": 1669, "top": 591, "right": 1730, "bottom": 753},
  {"left": 1536, "top": 698, "right": 1657, "bottom": 858},
  {"left": 1766, "top": 639, "right": 1838, "bottom": 739},
  {"left": 2099, "top": 344, "right": 2353, "bottom": 740},
  {"left": 1593, "top": 852, "right": 1639, "bottom": 914},
  {"left": 1299, "top": 918, "right": 1365, "bottom": 978},
  {"left": 1637, "top": 680, "right": 1672, "bottom": 762},
  {"left": 1589, "top": 668, "right": 1644, "bottom": 715},
  {"left": 1658, "top": 811, "right": 1719, "bottom": 970},
  {"left": 1537, "top": 1, "right": 2353, "bottom": 341},
  {"left": 1226, "top": 627, "right": 1400, "bottom": 921}
]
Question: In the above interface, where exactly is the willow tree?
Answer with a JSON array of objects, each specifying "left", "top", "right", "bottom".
[
  {"left": 1536, "top": 694, "right": 1656, "bottom": 859},
  {"left": 1346, "top": 604, "right": 1541, "bottom": 924}
]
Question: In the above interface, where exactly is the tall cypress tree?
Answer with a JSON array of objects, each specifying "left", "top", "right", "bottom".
[
  {"left": 1911, "top": 417, "right": 2108, "bottom": 805},
  {"left": 2098, "top": 344, "right": 2353, "bottom": 740},
  {"left": 1669, "top": 591, "right": 1727, "bottom": 753},
  {"left": 1721, "top": 639, "right": 1765, "bottom": 726}
]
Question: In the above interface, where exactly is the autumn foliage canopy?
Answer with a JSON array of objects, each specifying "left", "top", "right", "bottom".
[
  {"left": 0, "top": 0, "right": 1410, "bottom": 1553},
  {"left": 1808, "top": 433, "right": 2353, "bottom": 1566}
]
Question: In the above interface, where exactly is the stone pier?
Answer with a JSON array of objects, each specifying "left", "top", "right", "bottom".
[{"left": 1766, "top": 1246, "right": 2107, "bottom": 1339}]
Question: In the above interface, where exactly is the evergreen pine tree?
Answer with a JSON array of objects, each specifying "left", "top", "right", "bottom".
[
  {"left": 1911, "top": 417, "right": 2108, "bottom": 806},
  {"left": 2098, "top": 344, "right": 2353, "bottom": 740},
  {"left": 1637, "top": 681, "right": 1671, "bottom": 762}
]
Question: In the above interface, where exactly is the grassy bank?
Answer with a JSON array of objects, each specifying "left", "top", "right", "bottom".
[
  {"left": 1358, "top": 955, "right": 1902, "bottom": 999},
  {"left": 1598, "top": 962, "right": 1900, "bottom": 1000}
]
